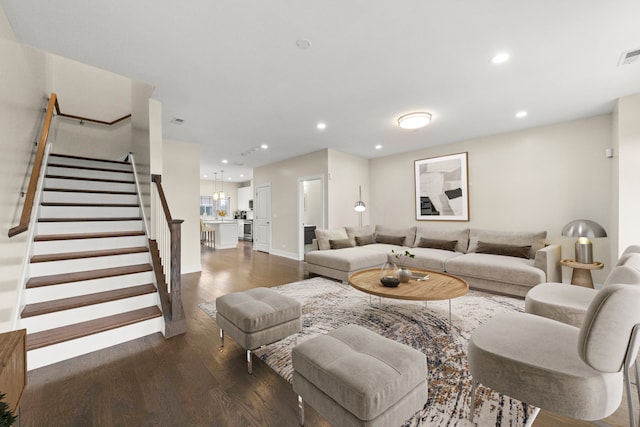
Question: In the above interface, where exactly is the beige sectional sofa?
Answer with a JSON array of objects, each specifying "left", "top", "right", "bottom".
[{"left": 304, "top": 225, "right": 561, "bottom": 298}]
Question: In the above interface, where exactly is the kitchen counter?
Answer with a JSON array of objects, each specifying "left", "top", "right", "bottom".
[{"left": 203, "top": 219, "right": 238, "bottom": 249}]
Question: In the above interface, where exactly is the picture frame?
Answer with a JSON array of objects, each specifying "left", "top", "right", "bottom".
[{"left": 414, "top": 152, "right": 469, "bottom": 221}]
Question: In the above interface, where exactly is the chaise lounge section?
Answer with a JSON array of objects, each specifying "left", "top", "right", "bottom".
[{"left": 304, "top": 225, "right": 561, "bottom": 298}]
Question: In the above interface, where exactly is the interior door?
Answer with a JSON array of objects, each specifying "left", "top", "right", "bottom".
[{"left": 255, "top": 184, "right": 271, "bottom": 253}]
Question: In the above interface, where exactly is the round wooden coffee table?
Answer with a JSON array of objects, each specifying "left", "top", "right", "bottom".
[{"left": 349, "top": 268, "right": 469, "bottom": 328}]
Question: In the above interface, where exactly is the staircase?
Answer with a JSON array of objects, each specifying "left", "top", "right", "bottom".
[{"left": 20, "top": 153, "right": 164, "bottom": 370}]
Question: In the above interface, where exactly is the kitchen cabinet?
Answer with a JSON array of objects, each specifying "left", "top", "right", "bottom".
[
  {"left": 237, "top": 186, "right": 253, "bottom": 211},
  {"left": 237, "top": 220, "right": 244, "bottom": 239}
]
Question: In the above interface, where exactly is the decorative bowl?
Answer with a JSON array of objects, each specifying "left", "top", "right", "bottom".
[{"left": 380, "top": 276, "right": 400, "bottom": 287}]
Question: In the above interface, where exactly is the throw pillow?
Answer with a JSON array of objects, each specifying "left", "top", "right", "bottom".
[
  {"left": 355, "top": 235, "right": 376, "bottom": 246},
  {"left": 475, "top": 241, "right": 531, "bottom": 259},
  {"left": 416, "top": 238, "right": 458, "bottom": 252},
  {"left": 375, "top": 234, "right": 406, "bottom": 246},
  {"left": 314, "top": 228, "right": 348, "bottom": 250},
  {"left": 329, "top": 238, "right": 354, "bottom": 249}
]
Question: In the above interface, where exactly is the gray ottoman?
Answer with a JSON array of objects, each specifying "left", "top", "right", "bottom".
[
  {"left": 216, "top": 287, "right": 301, "bottom": 374},
  {"left": 292, "top": 324, "right": 428, "bottom": 426}
]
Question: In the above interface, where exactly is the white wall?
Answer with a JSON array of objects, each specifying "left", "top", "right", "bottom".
[
  {"left": 163, "top": 139, "right": 202, "bottom": 274},
  {"left": 46, "top": 54, "right": 134, "bottom": 160},
  {"left": 327, "top": 149, "right": 370, "bottom": 228},
  {"left": 254, "top": 150, "right": 329, "bottom": 258},
  {"left": 0, "top": 37, "right": 47, "bottom": 331},
  {"left": 370, "top": 114, "right": 613, "bottom": 284},
  {"left": 615, "top": 94, "right": 640, "bottom": 258},
  {"left": 0, "top": 2, "right": 14, "bottom": 40}
]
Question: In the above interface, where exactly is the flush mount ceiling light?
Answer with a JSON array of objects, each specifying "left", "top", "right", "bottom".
[
  {"left": 515, "top": 111, "right": 528, "bottom": 118},
  {"left": 397, "top": 112, "right": 432, "bottom": 130},
  {"left": 317, "top": 122, "right": 327, "bottom": 130}
]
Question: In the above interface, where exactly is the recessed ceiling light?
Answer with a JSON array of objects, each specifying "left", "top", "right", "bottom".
[
  {"left": 222, "top": 159, "right": 229, "bottom": 164},
  {"left": 240, "top": 174, "right": 244, "bottom": 177},
  {"left": 397, "top": 112, "right": 432, "bottom": 130},
  {"left": 317, "top": 122, "right": 327, "bottom": 130},
  {"left": 491, "top": 52, "right": 510, "bottom": 64},
  {"left": 203, "top": 174, "right": 208, "bottom": 178},
  {"left": 515, "top": 111, "right": 528, "bottom": 118},
  {"left": 296, "top": 39, "right": 311, "bottom": 50},
  {"left": 261, "top": 144, "right": 269, "bottom": 149},
  {"left": 375, "top": 145, "right": 383, "bottom": 150}
]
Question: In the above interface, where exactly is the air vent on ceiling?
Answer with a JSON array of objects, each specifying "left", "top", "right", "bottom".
[
  {"left": 171, "top": 117, "right": 185, "bottom": 124},
  {"left": 618, "top": 48, "right": 640, "bottom": 66}
]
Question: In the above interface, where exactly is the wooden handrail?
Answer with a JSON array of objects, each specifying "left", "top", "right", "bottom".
[
  {"left": 151, "top": 175, "right": 173, "bottom": 225},
  {"left": 54, "top": 98, "right": 131, "bottom": 125},
  {"left": 8, "top": 95, "right": 57, "bottom": 237},
  {"left": 8, "top": 93, "right": 133, "bottom": 238}
]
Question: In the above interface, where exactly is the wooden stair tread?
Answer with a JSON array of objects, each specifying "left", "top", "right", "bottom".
[
  {"left": 26, "top": 264, "right": 153, "bottom": 288},
  {"left": 41, "top": 202, "right": 139, "bottom": 208},
  {"left": 45, "top": 174, "right": 135, "bottom": 184},
  {"left": 34, "top": 231, "right": 145, "bottom": 241},
  {"left": 31, "top": 246, "right": 149, "bottom": 263},
  {"left": 47, "top": 163, "right": 133, "bottom": 174},
  {"left": 21, "top": 284, "right": 157, "bottom": 318},
  {"left": 26, "top": 306, "right": 162, "bottom": 351},
  {"left": 38, "top": 217, "right": 142, "bottom": 222},
  {"left": 43, "top": 187, "right": 136, "bottom": 195},
  {"left": 49, "top": 153, "right": 130, "bottom": 165}
]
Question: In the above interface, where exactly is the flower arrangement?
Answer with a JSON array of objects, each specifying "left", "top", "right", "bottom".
[
  {"left": 391, "top": 249, "right": 415, "bottom": 268},
  {"left": 217, "top": 210, "right": 227, "bottom": 217}
]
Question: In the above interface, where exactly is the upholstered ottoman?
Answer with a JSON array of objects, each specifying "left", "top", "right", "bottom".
[
  {"left": 292, "top": 324, "right": 428, "bottom": 426},
  {"left": 216, "top": 287, "right": 301, "bottom": 374}
]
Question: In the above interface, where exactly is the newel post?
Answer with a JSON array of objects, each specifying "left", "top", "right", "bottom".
[{"left": 170, "top": 219, "right": 184, "bottom": 321}]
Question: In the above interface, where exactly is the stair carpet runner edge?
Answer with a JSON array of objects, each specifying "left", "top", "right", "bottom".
[{"left": 22, "top": 153, "right": 162, "bottom": 355}]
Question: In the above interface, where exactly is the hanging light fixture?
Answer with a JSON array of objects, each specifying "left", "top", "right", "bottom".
[
  {"left": 354, "top": 185, "right": 366, "bottom": 227},
  {"left": 213, "top": 172, "right": 219, "bottom": 200},
  {"left": 219, "top": 170, "right": 225, "bottom": 200},
  {"left": 397, "top": 112, "right": 432, "bottom": 130}
]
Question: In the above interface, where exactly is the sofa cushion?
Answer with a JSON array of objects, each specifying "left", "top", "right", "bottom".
[
  {"left": 446, "top": 253, "right": 545, "bottom": 287},
  {"left": 375, "top": 225, "right": 416, "bottom": 247},
  {"left": 330, "top": 238, "right": 354, "bottom": 249},
  {"left": 315, "top": 228, "right": 349, "bottom": 250},
  {"left": 375, "top": 234, "right": 406, "bottom": 246},
  {"left": 414, "top": 227, "right": 469, "bottom": 253},
  {"left": 476, "top": 241, "right": 531, "bottom": 259},
  {"left": 401, "top": 247, "right": 463, "bottom": 271},
  {"left": 305, "top": 247, "right": 387, "bottom": 272},
  {"left": 355, "top": 235, "right": 376, "bottom": 246},
  {"left": 345, "top": 225, "right": 374, "bottom": 246},
  {"left": 616, "top": 246, "right": 640, "bottom": 266},
  {"left": 467, "top": 229, "right": 546, "bottom": 259},
  {"left": 415, "top": 238, "right": 457, "bottom": 252}
]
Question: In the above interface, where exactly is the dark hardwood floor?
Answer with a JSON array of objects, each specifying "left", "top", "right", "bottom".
[{"left": 19, "top": 241, "right": 634, "bottom": 426}]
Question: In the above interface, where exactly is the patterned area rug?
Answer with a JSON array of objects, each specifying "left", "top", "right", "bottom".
[{"left": 199, "top": 277, "right": 534, "bottom": 426}]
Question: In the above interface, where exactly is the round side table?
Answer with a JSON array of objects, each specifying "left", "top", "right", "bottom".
[{"left": 560, "top": 259, "right": 604, "bottom": 288}]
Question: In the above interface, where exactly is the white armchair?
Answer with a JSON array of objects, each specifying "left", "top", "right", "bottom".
[{"left": 468, "top": 284, "right": 640, "bottom": 426}]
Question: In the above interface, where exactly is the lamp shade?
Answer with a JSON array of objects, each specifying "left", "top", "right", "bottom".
[{"left": 561, "top": 220, "right": 607, "bottom": 238}]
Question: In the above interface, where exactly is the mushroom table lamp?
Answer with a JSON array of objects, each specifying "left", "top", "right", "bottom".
[{"left": 561, "top": 219, "right": 607, "bottom": 264}]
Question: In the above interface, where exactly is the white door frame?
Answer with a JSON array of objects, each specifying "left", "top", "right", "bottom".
[
  {"left": 255, "top": 183, "right": 271, "bottom": 253},
  {"left": 298, "top": 175, "right": 325, "bottom": 260}
]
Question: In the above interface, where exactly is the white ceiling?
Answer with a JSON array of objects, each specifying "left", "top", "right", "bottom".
[{"left": 3, "top": 1, "right": 640, "bottom": 182}]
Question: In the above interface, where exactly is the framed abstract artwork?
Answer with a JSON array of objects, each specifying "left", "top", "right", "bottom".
[{"left": 414, "top": 152, "right": 469, "bottom": 221}]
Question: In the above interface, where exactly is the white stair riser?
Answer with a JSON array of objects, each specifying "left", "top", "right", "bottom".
[
  {"left": 33, "top": 235, "right": 147, "bottom": 255},
  {"left": 36, "top": 220, "right": 144, "bottom": 235},
  {"left": 27, "top": 316, "right": 164, "bottom": 370},
  {"left": 41, "top": 191, "right": 138, "bottom": 204},
  {"left": 39, "top": 205, "right": 141, "bottom": 219},
  {"left": 25, "top": 271, "right": 155, "bottom": 303},
  {"left": 20, "top": 294, "right": 160, "bottom": 333},
  {"left": 30, "top": 252, "right": 151, "bottom": 276},
  {"left": 48, "top": 156, "right": 132, "bottom": 172},
  {"left": 44, "top": 177, "right": 136, "bottom": 193},
  {"left": 46, "top": 166, "right": 133, "bottom": 182}
]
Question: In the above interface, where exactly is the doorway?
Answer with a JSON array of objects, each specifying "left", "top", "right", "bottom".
[
  {"left": 255, "top": 184, "right": 271, "bottom": 253},
  {"left": 298, "top": 175, "right": 325, "bottom": 260}
]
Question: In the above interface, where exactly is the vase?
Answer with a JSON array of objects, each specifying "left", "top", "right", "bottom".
[
  {"left": 380, "top": 261, "right": 400, "bottom": 287},
  {"left": 397, "top": 267, "right": 412, "bottom": 283}
]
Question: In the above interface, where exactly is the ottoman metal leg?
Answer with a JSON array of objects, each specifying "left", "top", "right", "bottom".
[
  {"left": 297, "top": 395, "right": 305, "bottom": 426},
  {"left": 220, "top": 329, "right": 224, "bottom": 346},
  {"left": 247, "top": 349, "right": 253, "bottom": 374}
]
